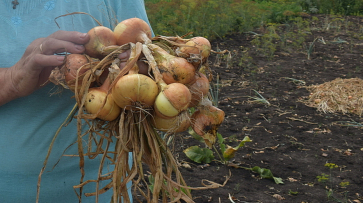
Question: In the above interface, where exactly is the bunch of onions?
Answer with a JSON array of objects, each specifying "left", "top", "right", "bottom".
[
  {"left": 84, "top": 78, "right": 121, "bottom": 121},
  {"left": 46, "top": 16, "right": 226, "bottom": 203}
]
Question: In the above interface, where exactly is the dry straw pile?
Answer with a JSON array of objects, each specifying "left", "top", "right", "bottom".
[{"left": 305, "top": 78, "right": 363, "bottom": 116}]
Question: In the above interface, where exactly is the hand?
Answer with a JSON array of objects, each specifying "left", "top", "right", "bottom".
[{"left": 8, "top": 30, "right": 90, "bottom": 98}]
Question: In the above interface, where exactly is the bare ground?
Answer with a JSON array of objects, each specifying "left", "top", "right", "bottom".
[{"left": 159, "top": 14, "right": 363, "bottom": 203}]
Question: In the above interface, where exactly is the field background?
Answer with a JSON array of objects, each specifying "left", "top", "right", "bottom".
[{"left": 133, "top": 1, "right": 363, "bottom": 202}]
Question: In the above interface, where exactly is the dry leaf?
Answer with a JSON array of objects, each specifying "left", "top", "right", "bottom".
[
  {"left": 272, "top": 194, "right": 285, "bottom": 200},
  {"left": 182, "top": 163, "right": 191, "bottom": 169},
  {"left": 344, "top": 149, "right": 353, "bottom": 156}
]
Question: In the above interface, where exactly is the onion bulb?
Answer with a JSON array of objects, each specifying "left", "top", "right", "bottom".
[
  {"left": 191, "top": 103, "right": 225, "bottom": 146},
  {"left": 153, "top": 111, "right": 191, "bottom": 133},
  {"left": 154, "top": 82, "right": 191, "bottom": 118},
  {"left": 84, "top": 26, "right": 117, "bottom": 59},
  {"left": 188, "top": 73, "right": 210, "bottom": 107},
  {"left": 63, "top": 54, "right": 91, "bottom": 92},
  {"left": 84, "top": 78, "right": 121, "bottom": 121},
  {"left": 114, "top": 18, "right": 152, "bottom": 45},
  {"left": 111, "top": 74, "right": 158, "bottom": 109},
  {"left": 177, "top": 36, "right": 211, "bottom": 66},
  {"left": 148, "top": 44, "right": 196, "bottom": 85}
]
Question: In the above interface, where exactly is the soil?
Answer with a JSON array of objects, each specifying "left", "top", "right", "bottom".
[{"left": 144, "top": 14, "right": 363, "bottom": 203}]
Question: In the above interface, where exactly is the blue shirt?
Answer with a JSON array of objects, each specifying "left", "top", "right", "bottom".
[{"left": 0, "top": 1, "right": 151, "bottom": 202}]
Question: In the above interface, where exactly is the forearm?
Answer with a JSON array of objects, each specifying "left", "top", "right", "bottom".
[{"left": 0, "top": 67, "right": 21, "bottom": 106}]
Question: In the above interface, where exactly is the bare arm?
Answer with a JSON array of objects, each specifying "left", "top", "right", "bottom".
[{"left": 0, "top": 31, "right": 90, "bottom": 106}]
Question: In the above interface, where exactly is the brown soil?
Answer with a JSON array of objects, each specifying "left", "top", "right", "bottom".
[{"left": 152, "top": 14, "right": 363, "bottom": 203}]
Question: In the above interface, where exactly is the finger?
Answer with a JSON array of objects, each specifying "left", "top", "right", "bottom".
[
  {"left": 32, "top": 54, "right": 65, "bottom": 69},
  {"left": 49, "top": 30, "right": 90, "bottom": 45},
  {"left": 118, "top": 50, "right": 131, "bottom": 62},
  {"left": 41, "top": 38, "right": 86, "bottom": 55}
]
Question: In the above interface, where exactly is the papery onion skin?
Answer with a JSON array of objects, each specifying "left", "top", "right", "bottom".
[
  {"left": 85, "top": 26, "right": 117, "bottom": 59},
  {"left": 112, "top": 74, "right": 158, "bottom": 109},
  {"left": 153, "top": 111, "right": 191, "bottom": 133},
  {"left": 154, "top": 83, "right": 191, "bottom": 118},
  {"left": 114, "top": 18, "right": 152, "bottom": 45},
  {"left": 84, "top": 89, "right": 121, "bottom": 121},
  {"left": 188, "top": 73, "right": 210, "bottom": 107}
]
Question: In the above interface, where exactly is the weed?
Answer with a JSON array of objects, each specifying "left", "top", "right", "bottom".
[
  {"left": 283, "top": 77, "right": 306, "bottom": 86},
  {"left": 305, "top": 37, "right": 319, "bottom": 60},
  {"left": 316, "top": 163, "right": 351, "bottom": 202},
  {"left": 251, "top": 25, "right": 280, "bottom": 59},
  {"left": 339, "top": 181, "right": 350, "bottom": 188},
  {"left": 317, "top": 173, "right": 330, "bottom": 183},
  {"left": 248, "top": 89, "right": 271, "bottom": 106}
]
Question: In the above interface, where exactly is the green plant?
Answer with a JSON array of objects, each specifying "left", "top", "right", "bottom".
[
  {"left": 241, "top": 166, "right": 284, "bottom": 184},
  {"left": 316, "top": 163, "right": 350, "bottom": 202},
  {"left": 283, "top": 77, "right": 306, "bottom": 86},
  {"left": 145, "top": 0, "right": 304, "bottom": 40},
  {"left": 289, "top": 190, "right": 299, "bottom": 195},
  {"left": 251, "top": 25, "right": 280, "bottom": 59},
  {"left": 183, "top": 133, "right": 252, "bottom": 164},
  {"left": 339, "top": 181, "right": 350, "bottom": 188},
  {"left": 248, "top": 89, "right": 271, "bottom": 106},
  {"left": 297, "top": 0, "right": 363, "bottom": 15},
  {"left": 317, "top": 173, "right": 330, "bottom": 183},
  {"left": 305, "top": 37, "right": 319, "bottom": 60}
]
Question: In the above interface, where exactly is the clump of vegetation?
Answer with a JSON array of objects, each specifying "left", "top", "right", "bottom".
[
  {"left": 145, "top": 0, "right": 305, "bottom": 39},
  {"left": 297, "top": 0, "right": 363, "bottom": 15},
  {"left": 316, "top": 163, "right": 351, "bottom": 202}
]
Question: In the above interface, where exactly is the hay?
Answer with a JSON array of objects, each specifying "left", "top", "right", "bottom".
[{"left": 304, "top": 78, "right": 363, "bottom": 116}]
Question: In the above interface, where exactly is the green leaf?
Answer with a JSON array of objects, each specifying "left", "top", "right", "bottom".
[
  {"left": 183, "top": 146, "right": 214, "bottom": 164},
  {"left": 235, "top": 136, "right": 252, "bottom": 150},
  {"left": 217, "top": 133, "right": 226, "bottom": 153},
  {"left": 273, "top": 177, "right": 284, "bottom": 185},
  {"left": 251, "top": 166, "right": 284, "bottom": 184},
  {"left": 289, "top": 190, "right": 298, "bottom": 195},
  {"left": 223, "top": 145, "right": 236, "bottom": 161}
]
